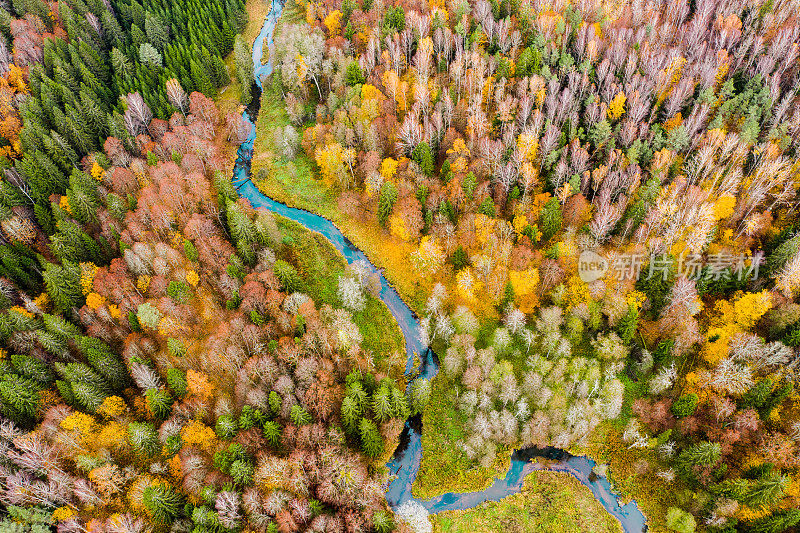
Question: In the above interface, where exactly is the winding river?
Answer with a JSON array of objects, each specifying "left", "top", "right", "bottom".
[{"left": 232, "top": 2, "right": 649, "bottom": 531}]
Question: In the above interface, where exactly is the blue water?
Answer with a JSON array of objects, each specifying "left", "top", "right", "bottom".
[{"left": 233, "top": 3, "right": 649, "bottom": 531}]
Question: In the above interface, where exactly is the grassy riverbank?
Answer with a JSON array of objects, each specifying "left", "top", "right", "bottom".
[
  {"left": 430, "top": 470, "right": 623, "bottom": 533},
  {"left": 251, "top": 79, "right": 432, "bottom": 317},
  {"left": 572, "top": 424, "right": 685, "bottom": 533},
  {"left": 413, "top": 375, "right": 512, "bottom": 499},
  {"left": 273, "top": 215, "right": 406, "bottom": 378},
  {"left": 415, "top": 386, "right": 677, "bottom": 531}
]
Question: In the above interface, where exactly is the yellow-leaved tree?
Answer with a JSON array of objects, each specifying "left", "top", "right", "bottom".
[
  {"left": 315, "top": 143, "right": 356, "bottom": 189},
  {"left": 323, "top": 10, "right": 342, "bottom": 35}
]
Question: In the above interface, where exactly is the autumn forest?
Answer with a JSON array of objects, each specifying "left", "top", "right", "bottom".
[{"left": 1, "top": 0, "right": 800, "bottom": 531}]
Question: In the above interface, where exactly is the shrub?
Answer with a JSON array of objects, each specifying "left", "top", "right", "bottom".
[
  {"left": 671, "top": 393, "right": 698, "bottom": 418},
  {"left": 665, "top": 507, "right": 696, "bottom": 533}
]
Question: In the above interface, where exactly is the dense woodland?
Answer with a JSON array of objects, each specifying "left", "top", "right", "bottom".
[
  {"left": 3, "top": 0, "right": 800, "bottom": 529},
  {"left": 0, "top": 0, "right": 411, "bottom": 532},
  {"left": 265, "top": 0, "right": 800, "bottom": 530}
]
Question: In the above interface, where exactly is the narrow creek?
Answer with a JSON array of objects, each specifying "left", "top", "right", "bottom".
[{"left": 232, "top": 2, "right": 649, "bottom": 531}]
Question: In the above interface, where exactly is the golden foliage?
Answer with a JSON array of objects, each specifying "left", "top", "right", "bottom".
[
  {"left": 10, "top": 306, "right": 33, "bottom": 318},
  {"left": 389, "top": 215, "right": 409, "bottom": 241},
  {"left": 663, "top": 112, "right": 683, "bottom": 132},
  {"left": 59, "top": 196, "right": 72, "bottom": 215},
  {"left": 90, "top": 161, "right": 105, "bottom": 182},
  {"left": 713, "top": 194, "right": 736, "bottom": 220},
  {"left": 508, "top": 269, "right": 540, "bottom": 313},
  {"left": 323, "top": 10, "right": 342, "bottom": 35},
  {"left": 181, "top": 420, "right": 216, "bottom": 450},
  {"left": 86, "top": 292, "right": 106, "bottom": 310},
  {"left": 315, "top": 143, "right": 356, "bottom": 189},
  {"left": 0, "top": 64, "right": 27, "bottom": 158},
  {"left": 136, "top": 275, "right": 151, "bottom": 292},
  {"left": 411, "top": 236, "right": 445, "bottom": 275},
  {"left": 61, "top": 412, "right": 96, "bottom": 437},
  {"left": 186, "top": 270, "right": 199, "bottom": 286},
  {"left": 360, "top": 84, "right": 384, "bottom": 102},
  {"left": 379, "top": 158, "right": 399, "bottom": 183},
  {"left": 96, "top": 421, "right": 127, "bottom": 450},
  {"left": 52, "top": 507, "right": 76, "bottom": 522},
  {"left": 186, "top": 369, "right": 215, "bottom": 399},
  {"left": 80, "top": 263, "right": 99, "bottom": 295},
  {"left": 607, "top": 92, "right": 626, "bottom": 120},
  {"left": 732, "top": 290, "right": 772, "bottom": 329},
  {"left": 96, "top": 396, "right": 126, "bottom": 418}
]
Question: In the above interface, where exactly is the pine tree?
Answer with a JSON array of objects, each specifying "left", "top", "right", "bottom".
[
  {"left": 71, "top": 381, "right": 108, "bottom": 412},
  {"left": 86, "top": 348, "right": 129, "bottom": 390},
  {"left": 139, "top": 43, "right": 163, "bottom": 68},
  {"left": 215, "top": 414, "right": 238, "bottom": 439},
  {"left": 359, "top": 417, "right": 384, "bottom": 458},
  {"left": 143, "top": 484, "right": 183, "bottom": 523},
  {"left": 226, "top": 199, "right": 256, "bottom": 245},
  {"left": 373, "top": 511, "right": 395, "bottom": 533},
  {"left": 272, "top": 260, "right": 302, "bottom": 292},
  {"left": 671, "top": 393, "right": 698, "bottom": 417},
  {"left": 146, "top": 389, "right": 174, "bottom": 419},
  {"left": 11, "top": 354, "right": 55, "bottom": 384},
  {"left": 289, "top": 404, "right": 312, "bottom": 426},
  {"left": 233, "top": 35, "right": 253, "bottom": 105},
  {"left": 767, "top": 232, "right": 800, "bottom": 274},
  {"left": 678, "top": 441, "right": 721, "bottom": 469},
  {"left": 747, "top": 510, "right": 800, "bottom": 533},
  {"left": 377, "top": 182, "right": 398, "bottom": 227},
  {"left": 128, "top": 421, "right": 161, "bottom": 456},
  {"left": 261, "top": 420, "right": 281, "bottom": 447},
  {"left": 43, "top": 312, "right": 81, "bottom": 340},
  {"left": 371, "top": 386, "right": 392, "bottom": 422},
  {"left": 539, "top": 197, "right": 562, "bottom": 241},
  {"left": 616, "top": 305, "right": 638, "bottom": 344},
  {"left": 190, "top": 58, "right": 214, "bottom": 96},
  {"left": 411, "top": 142, "right": 434, "bottom": 176},
  {"left": 0, "top": 374, "right": 41, "bottom": 423},
  {"left": 268, "top": 390, "right": 281, "bottom": 415},
  {"left": 341, "top": 395, "right": 361, "bottom": 433},
  {"left": 229, "top": 459, "right": 254, "bottom": 486},
  {"left": 390, "top": 387, "right": 410, "bottom": 418},
  {"left": 409, "top": 378, "right": 431, "bottom": 414},
  {"left": 145, "top": 13, "right": 170, "bottom": 51},
  {"left": 745, "top": 473, "right": 787, "bottom": 509},
  {"left": 42, "top": 260, "right": 82, "bottom": 312},
  {"left": 166, "top": 368, "right": 187, "bottom": 397}
]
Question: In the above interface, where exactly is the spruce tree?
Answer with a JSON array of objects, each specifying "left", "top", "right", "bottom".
[
  {"left": 377, "top": 182, "right": 398, "bottom": 227},
  {"left": 145, "top": 389, "right": 174, "bottom": 419},
  {"left": 359, "top": 417, "right": 384, "bottom": 458},
  {"left": 539, "top": 197, "right": 562, "bottom": 241},
  {"left": 128, "top": 421, "right": 161, "bottom": 456},
  {"left": 143, "top": 484, "right": 183, "bottom": 523},
  {"left": 261, "top": 420, "right": 281, "bottom": 447},
  {"left": 42, "top": 260, "right": 82, "bottom": 312},
  {"left": 0, "top": 374, "right": 41, "bottom": 423}
]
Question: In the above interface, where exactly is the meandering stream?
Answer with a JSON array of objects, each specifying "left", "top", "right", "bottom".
[{"left": 232, "top": 2, "right": 649, "bottom": 531}]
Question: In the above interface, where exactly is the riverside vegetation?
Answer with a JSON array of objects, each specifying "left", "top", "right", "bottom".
[
  {"left": 248, "top": 0, "right": 800, "bottom": 530},
  {"left": 2, "top": 0, "right": 800, "bottom": 531}
]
